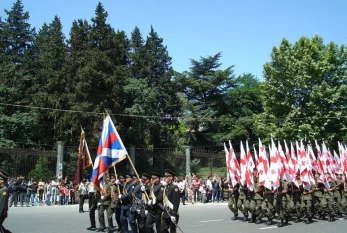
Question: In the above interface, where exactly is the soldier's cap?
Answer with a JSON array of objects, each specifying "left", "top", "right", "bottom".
[
  {"left": 132, "top": 173, "right": 139, "bottom": 179},
  {"left": 0, "top": 169, "right": 9, "bottom": 181},
  {"left": 118, "top": 173, "right": 125, "bottom": 178},
  {"left": 152, "top": 172, "right": 161, "bottom": 179},
  {"left": 142, "top": 173, "right": 151, "bottom": 180},
  {"left": 125, "top": 172, "right": 134, "bottom": 178},
  {"left": 110, "top": 173, "right": 116, "bottom": 179},
  {"left": 164, "top": 169, "right": 176, "bottom": 177}
]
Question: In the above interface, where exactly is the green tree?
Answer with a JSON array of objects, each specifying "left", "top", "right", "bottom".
[
  {"left": 0, "top": 0, "right": 36, "bottom": 147},
  {"left": 259, "top": 36, "right": 347, "bottom": 145},
  {"left": 28, "top": 156, "right": 54, "bottom": 181},
  {"left": 175, "top": 52, "right": 236, "bottom": 145},
  {"left": 214, "top": 73, "right": 263, "bottom": 143},
  {"left": 30, "top": 16, "right": 68, "bottom": 144}
]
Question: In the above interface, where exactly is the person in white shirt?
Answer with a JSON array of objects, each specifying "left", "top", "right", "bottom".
[
  {"left": 50, "top": 178, "right": 58, "bottom": 205},
  {"left": 78, "top": 180, "right": 87, "bottom": 213},
  {"left": 177, "top": 178, "right": 186, "bottom": 205}
]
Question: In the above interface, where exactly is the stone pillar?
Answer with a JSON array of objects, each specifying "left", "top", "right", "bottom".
[
  {"left": 185, "top": 146, "right": 191, "bottom": 176},
  {"left": 129, "top": 145, "right": 135, "bottom": 173},
  {"left": 56, "top": 141, "right": 64, "bottom": 179}
]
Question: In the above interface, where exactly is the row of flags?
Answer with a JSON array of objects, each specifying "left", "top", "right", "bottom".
[
  {"left": 224, "top": 139, "right": 347, "bottom": 191},
  {"left": 74, "top": 115, "right": 129, "bottom": 191}
]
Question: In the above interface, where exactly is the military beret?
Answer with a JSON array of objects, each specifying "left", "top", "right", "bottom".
[
  {"left": 152, "top": 172, "right": 161, "bottom": 179},
  {"left": 132, "top": 173, "right": 138, "bottom": 179},
  {"left": 164, "top": 169, "right": 176, "bottom": 177},
  {"left": 118, "top": 173, "right": 125, "bottom": 178},
  {"left": 110, "top": 173, "right": 116, "bottom": 179},
  {"left": 125, "top": 172, "right": 133, "bottom": 178},
  {"left": 142, "top": 173, "right": 151, "bottom": 179}
]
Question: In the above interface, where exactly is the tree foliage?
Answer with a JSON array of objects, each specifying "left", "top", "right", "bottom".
[{"left": 259, "top": 36, "right": 347, "bottom": 145}]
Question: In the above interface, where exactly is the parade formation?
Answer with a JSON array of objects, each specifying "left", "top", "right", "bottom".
[{"left": 225, "top": 139, "right": 347, "bottom": 227}]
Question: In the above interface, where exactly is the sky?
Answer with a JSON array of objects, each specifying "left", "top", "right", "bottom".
[{"left": 1, "top": 0, "right": 347, "bottom": 79}]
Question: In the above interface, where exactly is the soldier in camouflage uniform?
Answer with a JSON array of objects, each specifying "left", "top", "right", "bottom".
[
  {"left": 98, "top": 173, "right": 113, "bottom": 233},
  {"left": 262, "top": 184, "right": 275, "bottom": 226},
  {"left": 324, "top": 173, "right": 336, "bottom": 222},
  {"left": 249, "top": 171, "right": 263, "bottom": 224},
  {"left": 343, "top": 174, "right": 347, "bottom": 219},
  {"left": 313, "top": 172, "right": 326, "bottom": 220},
  {"left": 288, "top": 174, "right": 303, "bottom": 223},
  {"left": 301, "top": 182, "right": 313, "bottom": 224},
  {"left": 228, "top": 181, "right": 240, "bottom": 220},
  {"left": 335, "top": 173, "right": 344, "bottom": 218},
  {"left": 237, "top": 183, "right": 250, "bottom": 221},
  {"left": 275, "top": 179, "right": 289, "bottom": 227}
]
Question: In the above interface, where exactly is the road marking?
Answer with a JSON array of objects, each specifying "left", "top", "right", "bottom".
[
  {"left": 199, "top": 219, "right": 223, "bottom": 223},
  {"left": 259, "top": 226, "right": 277, "bottom": 230}
]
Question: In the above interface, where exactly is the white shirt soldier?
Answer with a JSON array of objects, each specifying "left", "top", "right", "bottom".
[{"left": 161, "top": 169, "right": 181, "bottom": 233}]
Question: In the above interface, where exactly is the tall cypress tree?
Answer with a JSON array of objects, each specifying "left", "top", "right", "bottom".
[
  {"left": 0, "top": 0, "right": 36, "bottom": 147},
  {"left": 30, "top": 16, "right": 67, "bottom": 143}
]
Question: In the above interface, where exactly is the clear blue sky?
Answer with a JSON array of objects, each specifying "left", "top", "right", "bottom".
[{"left": 1, "top": 0, "right": 347, "bottom": 79}]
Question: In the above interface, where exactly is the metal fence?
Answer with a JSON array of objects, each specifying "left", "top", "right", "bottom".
[{"left": 0, "top": 145, "right": 228, "bottom": 180}]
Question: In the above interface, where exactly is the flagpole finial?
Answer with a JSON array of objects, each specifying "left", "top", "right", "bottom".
[{"left": 104, "top": 108, "right": 109, "bottom": 116}]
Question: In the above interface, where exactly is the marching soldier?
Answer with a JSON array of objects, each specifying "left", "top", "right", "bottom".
[
  {"left": 313, "top": 172, "right": 326, "bottom": 220},
  {"left": 275, "top": 178, "right": 289, "bottom": 227},
  {"left": 138, "top": 173, "right": 151, "bottom": 233},
  {"left": 161, "top": 169, "right": 180, "bottom": 233},
  {"left": 237, "top": 182, "right": 250, "bottom": 221},
  {"left": 250, "top": 171, "right": 263, "bottom": 224},
  {"left": 228, "top": 180, "right": 240, "bottom": 220},
  {"left": 119, "top": 172, "right": 137, "bottom": 233},
  {"left": 131, "top": 174, "right": 143, "bottom": 232},
  {"left": 301, "top": 182, "right": 314, "bottom": 224},
  {"left": 114, "top": 173, "right": 125, "bottom": 233},
  {"left": 145, "top": 172, "right": 163, "bottom": 233},
  {"left": 262, "top": 183, "right": 275, "bottom": 226},
  {"left": 289, "top": 174, "right": 303, "bottom": 223},
  {"left": 87, "top": 189, "right": 101, "bottom": 231},
  {"left": 343, "top": 174, "right": 347, "bottom": 219},
  {"left": 0, "top": 169, "right": 10, "bottom": 233},
  {"left": 97, "top": 173, "right": 113, "bottom": 233},
  {"left": 324, "top": 173, "right": 336, "bottom": 222},
  {"left": 335, "top": 172, "right": 344, "bottom": 218},
  {"left": 109, "top": 174, "right": 120, "bottom": 232}
]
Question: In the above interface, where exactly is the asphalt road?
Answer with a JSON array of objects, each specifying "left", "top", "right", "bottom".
[{"left": 4, "top": 202, "right": 347, "bottom": 233}]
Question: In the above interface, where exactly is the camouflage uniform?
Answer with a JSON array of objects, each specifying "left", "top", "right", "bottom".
[
  {"left": 237, "top": 184, "right": 250, "bottom": 221},
  {"left": 301, "top": 184, "right": 313, "bottom": 224},
  {"left": 249, "top": 179, "right": 263, "bottom": 224},
  {"left": 288, "top": 180, "right": 303, "bottom": 222},
  {"left": 313, "top": 178, "right": 326, "bottom": 219},
  {"left": 276, "top": 180, "right": 289, "bottom": 227},
  {"left": 262, "top": 186, "right": 275, "bottom": 225},
  {"left": 335, "top": 176, "right": 344, "bottom": 217},
  {"left": 324, "top": 179, "right": 336, "bottom": 221},
  {"left": 228, "top": 182, "right": 240, "bottom": 220}
]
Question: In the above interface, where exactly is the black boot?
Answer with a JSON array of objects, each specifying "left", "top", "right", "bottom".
[
  {"left": 305, "top": 217, "right": 313, "bottom": 224},
  {"left": 266, "top": 219, "right": 273, "bottom": 226},
  {"left": 344, "top": 215, "right": 347, "bottom": 220},
  {"left": 231, "top": 213, "right": 238, "bottom": 220},
  {"left": 243, "top": 215, "right": 248, "bottom": 222},
  {"left": 294, "top": 217, "right": 301, "bottom": 223},
  {"left": 256, "top": 217, "right": 262, "bottom": 224},
  {"left": 285, "top": 217, "right": 289, "bottom": 225},
  {"left": 277, "top": 220, "right": 284, "bottom": 227},
  {"left": 248, "top": 215, "right": 256, "bottom": 223}
]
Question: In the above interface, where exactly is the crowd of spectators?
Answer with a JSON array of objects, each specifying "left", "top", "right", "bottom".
[
  {"left": 175, "top": 173, "right": 229, "bottom": 204},
  {"left": 6, "top": 176, "right": 80, "bottom": 207},
  {"left": 6, "top": 173, "right": 230, "bottom": 209}
]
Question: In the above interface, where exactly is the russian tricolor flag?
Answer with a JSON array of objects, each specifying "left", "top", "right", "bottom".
[{"left": 90, "top": 115, "right": 127, "bottom": 189}]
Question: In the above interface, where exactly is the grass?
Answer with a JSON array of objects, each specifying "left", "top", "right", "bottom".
[{"left": 194, "top": 167, "right": 227, "bottom": 179}]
